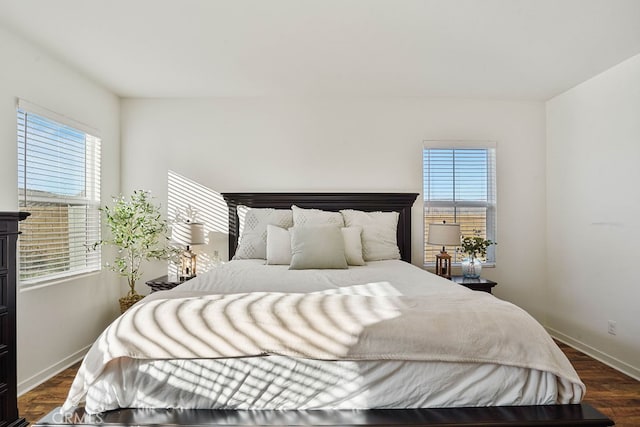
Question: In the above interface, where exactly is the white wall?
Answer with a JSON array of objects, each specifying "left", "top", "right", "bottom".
[
  {"left": 121, "top": 97, "right": 548, "bottom": 320},
  {"left": 0, "top": 25, "right": 121, "bottom": 392},
  {"left": 546, "top": 53, "right": 640, "bottom": 378}
]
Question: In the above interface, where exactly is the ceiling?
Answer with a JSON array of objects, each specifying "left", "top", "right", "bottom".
[{"left": 1, "top": 0, "right": 639, "bottom": 100}]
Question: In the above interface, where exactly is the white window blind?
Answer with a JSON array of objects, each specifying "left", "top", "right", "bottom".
[
  {"left": 423, "top": 142, "right": 496, "bottom": 266},
  {"left": 17, "top": 101, "right": 101, "bottom": 285}
]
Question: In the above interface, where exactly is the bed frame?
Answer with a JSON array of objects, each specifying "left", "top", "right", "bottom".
[
  {"left": 222, "top": 192, "right": 418, "bottom": 262},
  {"left": 34, "top": 192, "right": 613, "bottom": 427}
]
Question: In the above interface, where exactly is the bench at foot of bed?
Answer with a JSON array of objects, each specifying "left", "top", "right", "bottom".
[{"left": 34, "top": 403, "right": 613, "bottom": 427}]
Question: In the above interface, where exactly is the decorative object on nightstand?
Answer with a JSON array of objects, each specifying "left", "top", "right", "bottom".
[
  {"left": 172, "top": 221, "right": 205, "bottom": 281},
  {"left": 427, "top": 221, "right": 461, "bottom": 279},
  {"left": 451, "top": 276, "right": 497, "bottom": 294},
  {"left": 459, "top": 230, "right": 496, "bottom": 279}
]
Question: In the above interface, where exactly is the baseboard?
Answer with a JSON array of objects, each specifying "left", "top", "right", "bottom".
[
  {"left": 547, "top": 327, "right": 640, "bottom": 381},
  {"left": 17, "top": 344, "right": 91, "bottom": 396}
]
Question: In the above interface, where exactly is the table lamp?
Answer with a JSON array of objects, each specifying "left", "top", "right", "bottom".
[
  {"left": 427, "top": 222, "right": 461, "bottom": 279},
  {"left": 172, "top": 221, "right": 205, "bottom": 280}
]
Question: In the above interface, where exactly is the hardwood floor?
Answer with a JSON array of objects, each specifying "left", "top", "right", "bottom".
[
  {"left": 18, "top": 361, "right": 80, "bottom": 425},
  {"left": 18, "top": 341, "right": 640, "bottom": 426},
  {"left": 555, "top": 341, "right": 640, "bottom": 426}
]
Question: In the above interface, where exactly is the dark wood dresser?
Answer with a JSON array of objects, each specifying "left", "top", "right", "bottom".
[{"left": 0, "top": 212, "right": 29, "bottom": 427}]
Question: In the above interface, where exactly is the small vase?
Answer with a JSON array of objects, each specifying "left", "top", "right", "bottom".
[{"left": 461, "top": 256, "right": 482, "bottom": 279}]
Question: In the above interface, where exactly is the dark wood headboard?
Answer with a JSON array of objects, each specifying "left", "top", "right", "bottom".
[{"left": 221, "top": 193, "right": 418, "bottom": 263}]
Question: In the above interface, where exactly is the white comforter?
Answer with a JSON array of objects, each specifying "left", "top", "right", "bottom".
[{"left": 64, "top": 260, "right": 584, "bottom": 413}]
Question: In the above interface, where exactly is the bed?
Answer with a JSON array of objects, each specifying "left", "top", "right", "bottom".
[{"left": 35, "top": 192, "right": 613, "bottom": 426}]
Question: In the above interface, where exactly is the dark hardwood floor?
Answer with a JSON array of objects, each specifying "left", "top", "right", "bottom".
[
  {"left": 19, "top": 361, "right": 80, "bottom": 424},
  {"left": 18, "top": 341, "right": 640, "bottom": 426},
  {"left": 555, "top": 341, "right": 640, "bottom": 426}
]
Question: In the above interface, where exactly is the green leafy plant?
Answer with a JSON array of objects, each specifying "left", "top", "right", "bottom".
[
  {"left": 459, "top": 229, "right": 496, "bottom": 259},
  {"left": 95, "top": 190, "right": 171, "bottom": 306}
]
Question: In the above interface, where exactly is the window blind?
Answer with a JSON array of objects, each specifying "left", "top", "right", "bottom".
[
  {"left": 17, "top": 103, "right": 101, "bottom": 285},
  {"left": 423, "top": 143, "right": 497, "bottom": 266}
]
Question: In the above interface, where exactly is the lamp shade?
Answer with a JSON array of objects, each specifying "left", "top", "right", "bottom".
[
  {"left": 427, "top": 223, "right": 461, "bottom": 246},
  {"left": 172, "top": 222, "right": 205, "bottom": 246}
]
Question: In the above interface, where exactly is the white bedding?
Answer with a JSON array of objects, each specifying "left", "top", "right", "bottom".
[{"left": 65, "top": 260, "right": 584, "bottom": 414}]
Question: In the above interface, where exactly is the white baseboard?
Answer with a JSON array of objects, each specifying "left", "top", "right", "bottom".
[
  {"left": 547, "top": 327, "right": 640, "bottom": 381},
  {"left": 17, "top": 345, "right": 91, "bottom": 396}
]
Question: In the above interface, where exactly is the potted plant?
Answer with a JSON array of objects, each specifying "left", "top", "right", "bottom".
[
  {"left": 95, "top": 190, "right": 171, "bottom": 312},
  {"left": 459, "top": 230, "right": 496, "bottom": 279}
]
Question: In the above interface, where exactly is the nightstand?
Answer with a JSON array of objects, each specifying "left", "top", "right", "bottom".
[
  {"left": 146, "top": 275, "right": 184, "bottom": 293},
  {"left": 451, "top": 276, "right": 497, "bottom": 294}
]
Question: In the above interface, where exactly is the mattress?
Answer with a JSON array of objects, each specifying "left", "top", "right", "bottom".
[{"left": 65, "top": 260, "right": 584, "bottom": 414}]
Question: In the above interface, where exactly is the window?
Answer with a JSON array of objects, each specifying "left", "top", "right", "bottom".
[
  {"left": 423, "top": 142, "right": 496, "bottom": 266},
  {"left": 17, "top": 100, "right": 101, "bottom": 286}
]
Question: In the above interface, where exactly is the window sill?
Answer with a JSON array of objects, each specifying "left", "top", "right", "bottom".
[{"left": 19, "top": 270, "right": 102, "bottom": 293}]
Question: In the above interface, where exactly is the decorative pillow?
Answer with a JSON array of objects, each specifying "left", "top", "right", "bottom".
[
  {"left": 234, "top": 206, "right": 293, "bottom": 259},
  {"left": 292, "top": 205, "right": 344, "bottom": 227},
  {"left": 340, "top": 210, "right": 400, "bottom": 261},
  {"left": 289, "top": 225, "right": 348, "bottom": 270},
  {"left": 266, "top": 225, "right": 292, "bottom": 265},
  {"left": 341, "top": 226, "right": 365, "bottom": 266}
]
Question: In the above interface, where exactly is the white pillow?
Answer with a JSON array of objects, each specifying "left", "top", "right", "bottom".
[
  {"left": 289, "top": 225, "right": 348, "bottom": 270},
  {"left": 265, "top": 225, "right": 364, "bottom": 266},
  {"left": 266, "top": 225, "right": 292, "bottom": 265},
  {"left": 292, "top": 205, "right": 345, "bottom": 227},
  {"left": 340, "top": 210, "right": 400, "bottom": 261},
  {"left": 234, "top": 206, "right": 293, "bottom": 259},
  {"left": 341, "top": 226, "right": 365, "bottom": 266}
]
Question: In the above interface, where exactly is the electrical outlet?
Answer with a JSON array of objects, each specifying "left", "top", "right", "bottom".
[{"left": 608, "top": 320, "right": 617, "bottom": 335}]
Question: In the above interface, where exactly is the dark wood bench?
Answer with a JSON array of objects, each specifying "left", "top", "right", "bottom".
[{"left": 34, "top": 403, "right": 613, "bottom": 426}]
